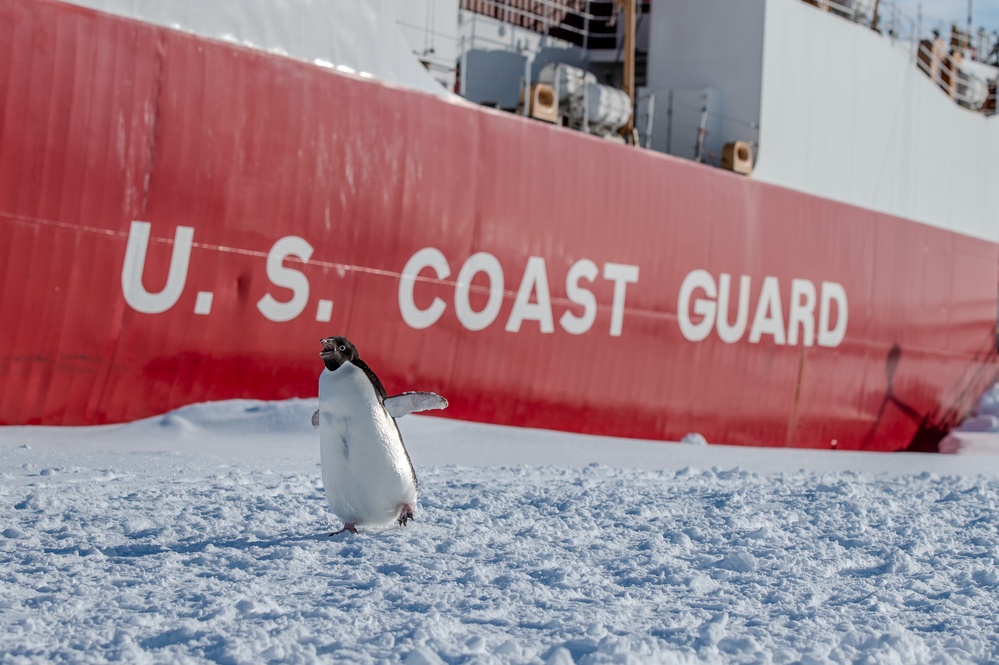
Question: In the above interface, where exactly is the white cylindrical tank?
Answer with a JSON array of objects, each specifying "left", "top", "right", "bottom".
[
  {"left": 585, "top": 82, "right": 632, "bottom": 134},
  {"left": 538, "top": 63, "right": 596, "bottom": 102},
  {"left": 538, "top": 62, "right": 632, "bottom": 135}
]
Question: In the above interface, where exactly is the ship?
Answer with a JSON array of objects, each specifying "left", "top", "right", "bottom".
[{"left": 2, "top": 0, "right": 998, "bottom": 451}]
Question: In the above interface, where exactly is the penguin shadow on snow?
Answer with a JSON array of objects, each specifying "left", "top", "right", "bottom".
[
  {"left": 314, "top": 336, "right": 448, "bottom": 536},
  {"left": 38, "top": 532, "right": 333, "bottom": 561},
  {"left": 181, "top": 532, "right": 334, "bottom": 552}
]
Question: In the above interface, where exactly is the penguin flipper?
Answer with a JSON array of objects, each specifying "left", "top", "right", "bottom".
[
  {"left": 384, "top": 392, "right": 449, "bottom": 418},
  {"left": 311, "top": 409, "right": 319, "bottom": 430}
]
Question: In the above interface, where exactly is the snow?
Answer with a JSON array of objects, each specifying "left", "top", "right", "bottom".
[{"left": 5, "top": 399, "right": 999, "bottom": 663}]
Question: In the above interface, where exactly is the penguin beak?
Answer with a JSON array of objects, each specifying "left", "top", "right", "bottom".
[{"left": 320, "top": 338, "right": 336, "bottom": 356}]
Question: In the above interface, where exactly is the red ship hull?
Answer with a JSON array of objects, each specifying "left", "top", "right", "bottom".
[{"left": 2, "top": 0, "right": 996, "bottom": 450}]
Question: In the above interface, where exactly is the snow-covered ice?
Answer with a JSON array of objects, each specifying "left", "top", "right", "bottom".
[{"left": 5, "top": 399, "right": 999, "bottom": 663}]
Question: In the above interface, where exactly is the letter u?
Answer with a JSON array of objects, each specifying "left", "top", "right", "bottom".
[
  {"left": 716, "top": 274, "right": 751, "bottom": 344},
  {"left": 121, "top": 221, "right": 194, "bottom": 314}
]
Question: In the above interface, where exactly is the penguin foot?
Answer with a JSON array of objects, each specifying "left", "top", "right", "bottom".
[
  {"left": 397, "top": 504, "right": 415, "bottom": 527},
  {"left": 329, "top": 523, "right": 357, "bottom": 536}
]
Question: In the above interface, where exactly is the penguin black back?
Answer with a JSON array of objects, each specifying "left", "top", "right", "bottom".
[{"left": 319, "top": 336, "right": 388, "bottom": 399}]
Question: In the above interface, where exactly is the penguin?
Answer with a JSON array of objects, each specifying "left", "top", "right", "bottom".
[{"left": 315, "top": 336, "right": 446, "bottom": 535}]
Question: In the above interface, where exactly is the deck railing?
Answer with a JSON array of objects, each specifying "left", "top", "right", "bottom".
[
  {"left": 459, "top": 0, "right": 648, "bottom": 50},
  {"left": 915, "top": 39, "right": 997, "bottom": 113},
  {"left": 461, "top": 0, "right": 594, "bottom": 47},
  {"left": 802, "top": 0, "right": 998, "bottom": 116}
]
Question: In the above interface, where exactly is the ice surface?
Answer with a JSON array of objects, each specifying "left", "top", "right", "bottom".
[{"left": 4, "top": 399, "right": 999, "bottom": 663}]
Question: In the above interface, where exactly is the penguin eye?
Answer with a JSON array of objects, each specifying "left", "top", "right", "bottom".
[{"left": 338, "top": 345, "right": 346, "bottom": 352}]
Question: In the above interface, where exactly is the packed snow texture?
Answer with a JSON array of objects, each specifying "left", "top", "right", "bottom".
[{"left": 5, "top": 400, "right": 999, "bottom": 664}]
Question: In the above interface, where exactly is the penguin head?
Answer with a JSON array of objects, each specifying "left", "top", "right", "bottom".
[{"left": 320, "top": 336, "right": 358, "bottom": 371}]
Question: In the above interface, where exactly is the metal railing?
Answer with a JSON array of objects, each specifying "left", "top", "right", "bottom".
[
  {"left": 459, "top": 0, "right": 647, "bottom": 50},
  {"left": 460, "top": 0, "right": 591, "bottom": 46},
  {"left": 803, "top": 0, "right": 999, "bottom": 61},
  {"left": 802, "top": 0, "right": 922, "bottom": 43},
  {"left": 916, "top": 39, "right": 997, "bottom": 113},
  {"left": 802, "top": 0, "right": 998, "bottom": 115}
]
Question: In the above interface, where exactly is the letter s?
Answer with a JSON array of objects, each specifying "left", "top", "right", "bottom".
[
  {"left": 560, "top": 259, "right": 599, "bottom": 335},
  {"left": 256, "top": 236, "right": 313, "bottom": 322}
]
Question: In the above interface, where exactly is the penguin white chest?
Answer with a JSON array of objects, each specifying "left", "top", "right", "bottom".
[{"left": 317, "top": 362, "right": 417, "bottom": 528}]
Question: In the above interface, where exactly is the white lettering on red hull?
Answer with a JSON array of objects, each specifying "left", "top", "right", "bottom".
[
  {"left": 455, "top": 252, "right": 505, "bottom": 332},
  {"left": 256, "top": 236, "right": 314, "bottom": 322},
  {"left": 119, "top": 226, "right": 846, "bottom": 347},
  {"left": 121, "top": 222, "right": 323, "bottom": 322},
  {"left": 677, "top": 269, "right": 848, "bottom": 347},
  {"left": 398, "top": 247, "right": 449, "bottom": 329},
  {"left": 121, "top": 221, "right": 195, "bottom": 314},
  {"left": 399, "top": 248, "right": 640, "bottom": 337}
]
